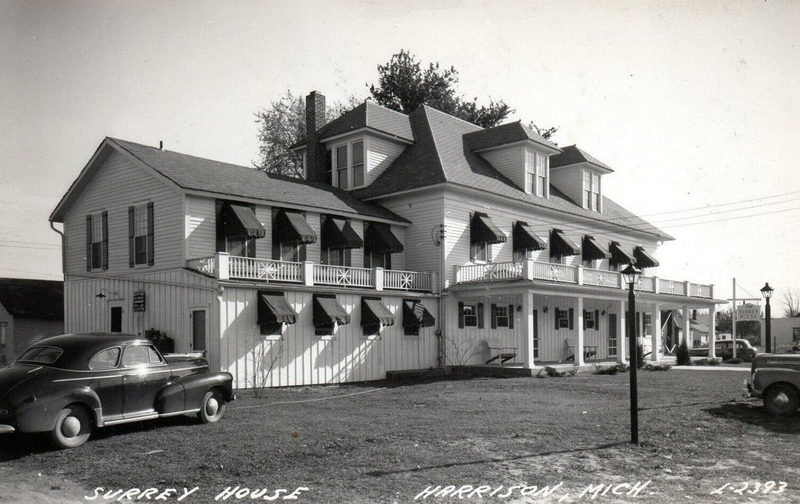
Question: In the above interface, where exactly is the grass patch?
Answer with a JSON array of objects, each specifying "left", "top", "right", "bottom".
[{"left": 694, "top": 357, "right": 722, "bottom": 366}]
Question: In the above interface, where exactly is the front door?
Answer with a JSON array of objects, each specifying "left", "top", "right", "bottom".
[
  {"left": 121, "top": 343, "right": 170, "bottom": 416},
  {"left": 110, "top": 304, "right": 123, "bottom": 333}
]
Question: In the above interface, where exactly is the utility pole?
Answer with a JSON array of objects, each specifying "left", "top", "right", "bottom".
[{"left": 732, "top": 278, "right": 737, "bottom": 359}]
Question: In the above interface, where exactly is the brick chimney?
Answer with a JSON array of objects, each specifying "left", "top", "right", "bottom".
[{"left": 305, "top": 91, "right": 327, "bottom": 183}]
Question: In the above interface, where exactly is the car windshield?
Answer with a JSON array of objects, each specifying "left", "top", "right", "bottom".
[{"left": 17, "top": 346, "right": 63, "bottom": 365}]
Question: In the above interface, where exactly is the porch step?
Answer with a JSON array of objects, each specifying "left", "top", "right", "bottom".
[{"left": 486, "top": 352, "right": 517, "bottom": 365}]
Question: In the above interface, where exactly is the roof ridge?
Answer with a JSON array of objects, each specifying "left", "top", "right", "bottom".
[
  {"left": 421, "top": 104, "right": 483, "bottom": 131},
  {"left": 419, "top": 107, "right": 446, "bottom": 176},
  {"left": 365, "top": 100, "right": 410, "bottom": 119}
]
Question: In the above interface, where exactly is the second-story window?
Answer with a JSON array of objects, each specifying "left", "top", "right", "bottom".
[
  {"left": 128, "top": 203, "right": 154, "bottom": 267},
  {"left": 363, "top": 222, "right": 403, "bottom": 270},
  {"left": 321, "top": 215, "right": 363, "bottom": 266},
  {"left": 333, "top": 140, "right": 366, "bottom": 190},
  {"left": 272, "top": 209, "right": 316, "bottom": 262},
  {"left": 470, "top": 212, "right": 506, "bottom": 263},
  {"left": 86, "top": 211, "right": 108, "bottom": 271},
  {"left": 336, "top": 145, "right": 348, "bottom": 189},
  {"left": 216, "top": 201, "right": 264, "bottom": 258},
  {"left": 352, "top": 141, "right": 364, "bottom": 187},
  {"left": 583, "top": 171, "right": 601, "bottom": 211},
  {"left": 525, "top": 149, "right": 548, "bottom": 197}
]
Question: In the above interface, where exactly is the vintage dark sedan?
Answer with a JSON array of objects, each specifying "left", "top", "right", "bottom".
[{"left": 0, "top": 333, "right": 234, "bottom": 448}]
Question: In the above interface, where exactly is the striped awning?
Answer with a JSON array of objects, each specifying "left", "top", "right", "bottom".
[
  {"left": 634, "top": 246, "right": 659, "bottom": 268},
  {"left": 609, "top": 241, "right": 635, "bottom": 267},
  {"left": 275, "top": 210, "right": 317, "bottom": 244},
  {"left": 549, "top": 229, "right": 580, "bottom": 258},
  {"left": 402, "top": 299, "right": 435, "bottom": 329},
  {"left": 257, "top": 291, "right": 297, "bottom": 325},
  {"left": 513, "top": 221, "right": 546, "bottom": 252},
  {"left": 364, "top": 223, "right": 404, "bottom": 254},
  {"left": 361, "top": 298, "right": 395, "bottom": 327},
  {"left": 582, "top": 235, "right": 610, "bottom": 261},
  {"left": 313, "top": 294, "right": 350, "bottom": 326},
  {"left": 322, "top": 216, "right": 363, "bottom": 249},
  {"left": 471, "top": 212, "right": 506, "bottom": 245},
  {"left": 225, "top": 204, "right": 265, "bottom": 239}
]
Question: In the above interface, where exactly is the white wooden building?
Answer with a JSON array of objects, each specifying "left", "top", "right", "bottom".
[{"left": 51, "top": 91, "right": 722, "bottom": 389}]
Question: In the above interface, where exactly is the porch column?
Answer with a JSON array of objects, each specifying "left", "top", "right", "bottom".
[
  {"left": 708, "top": 306, "right": 717, "bottom": 358},
  {"left": 682, "top": 305, "right": 691, "bottom": 349},
  {"left": 617, "top": 299, "right": 627, "bottom": 363},
  {"left": 651, "top": 304, "right": 661, "bottom": 362},
  {"left": 522, "top": 291, "right": 535, "bottom": 368},
  {"left": 575, "top": 296, "right": 585, "bottom": 366}
]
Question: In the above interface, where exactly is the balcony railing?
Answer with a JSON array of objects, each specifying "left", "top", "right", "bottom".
[
  {"left": 187, "top": 253, "right": 436, "bottom": 293},
  {"left": 454, "top": 259, "right": 714, "bottom": 299}
]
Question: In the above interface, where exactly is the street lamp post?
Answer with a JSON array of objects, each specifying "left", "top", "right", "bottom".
[
  {"left": 761, "top": 282, "right": 774, "bottom": 353},
  {"left": 621, "top": 263, "right": 642, "bottom": 445}
]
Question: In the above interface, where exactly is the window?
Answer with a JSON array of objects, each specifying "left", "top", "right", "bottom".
[
  {"left": 216, "top": 201, "right": 257, "bottom": 258},
  {"left": 17, "top": 346, "right": 62, "bottom": 365},
  {"left": 336, "top": 145, "right": 348, "bottom": 189},
  {"left": 608, "top": 331, "right": 617, "bottom": 357},
  {"left": 492, "top": 304, "right": 511, "bottom": 329},
  {"left": 271, "top": 209, "right": 308, "bottom": 262},
  {"left": 86, "top": 211, "right": 108, "bottom": 271},
  {"left": 129, "top": 202, "right": 154, "bottom": 266},
  {"left": 352, "top": 141, "right": 364, "bottom": 187},
  {"left": 525, "top": 150, "right": 535, "bottom": 193},
  {"left": 583, "top": 171, "right": 601, "bottom": 211},
  {"left": 462, "top": 303, "right": 479, "bottom": 327},
  {"left": 556, "top": 308, "right": 569, "bottom": 329},
  {"left": 325, "top": 148, "right": 333, "bottom": 185},
  {"left": 536, "top": 152, "right": 547, "bottom": 197},
  {"left": 524, "top": 150, "right": 548, "bottom": 197},
  {"left": 470, "top": 241, "right": 490, "bottom": 262},
  {"left": 644, "top": 314, "right": 652, "bottom": 336},
  {"left": 364, "top": 250, "right": 391, "bottom": 269},
  {"left": 89, "top": 348, "right": 120, "bottom": 370},
  {"left": 584, "top": 310, "right": 595, "bottom": 329},
  {"left": 321, "top": 247, "right": 351, "bottom": 266},
  {"left": 122, "top": 345, "right": 162, "bottom": 367}
]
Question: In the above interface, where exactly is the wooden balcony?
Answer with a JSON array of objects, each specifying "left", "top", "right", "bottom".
[
  {"left": 455, "top": 259, "right": 714, "bottom": 299},
  {"left": 187, "top": 253, "right": 436, "bottom": 293}
]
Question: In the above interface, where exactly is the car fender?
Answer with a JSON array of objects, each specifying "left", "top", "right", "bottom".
[
  {"left": 155, "top": 381, "right": 187, "bottom": 414},
  {"left": 177, "top": 372, "right": 234, "bottom": 408},
  {"left": 14, "top": 386, "right": 102, "bottom": 433},
  {"left": 752, "top": 368, "right": 800, "bottom": 396}
]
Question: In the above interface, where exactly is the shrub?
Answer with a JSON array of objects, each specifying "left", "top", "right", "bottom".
[
  {"left": 615, "top": 362, "right": 630, "bottom": 373},
  {"left": 726, "top": 357, "right": 742, "bottom": 364},
  {"left": 544, "top": 366, "right": 566, "bottom": 377},
  {"left": 676, "top": 338, "right": 691, "bottom": 366},
  {"left": 644, "top": 363, "right": 671, "bottom": 371},
  {"left": 566, "top": 368, "right": 578, "bottom": 377},
  {"left": 636, "top": 343, "right": 645, "bottom": 368},
  {"left": 593, "top": 365, "right": 619, "bottom": 375},
  {"left": 694, "top": 357, "right": 722, "bottom": 366}
]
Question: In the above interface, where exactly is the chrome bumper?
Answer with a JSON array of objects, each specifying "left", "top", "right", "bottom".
[{"left": 0, "top": 424, "right": 15, "bottom": 434}]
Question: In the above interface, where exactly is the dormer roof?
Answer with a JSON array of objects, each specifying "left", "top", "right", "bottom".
[
  {"left": 551, "top": 145, "right": 614, "bottom": 173},
  {"left": 463, "top": 120, "right": 560, "bottom": 153},
  {"left": 291, "top": 101, "right": 414, "bottom": 149}
]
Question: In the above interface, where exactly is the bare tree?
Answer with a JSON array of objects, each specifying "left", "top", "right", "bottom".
[
  {"left": 782, "top": 288, "right": 800, "bottom": 317},
  {"left": 248, "top": 335, "right": 284, "bottom": 398}
]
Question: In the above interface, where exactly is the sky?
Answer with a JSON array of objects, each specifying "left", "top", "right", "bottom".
[{"left": 1, "top": 0, "right": 799, "bottom": 311}]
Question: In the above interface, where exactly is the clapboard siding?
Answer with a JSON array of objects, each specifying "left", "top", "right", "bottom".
[
  {"left": 480, "top": 146, "right": 525, "bottom": 190},
  {"left": 375, "top": 191, "right": 443, "bottom": 281},
  {"left": 63, "top": 270, "right": 219, "bottom": 369},
  {"left": 550, "top": 165, "right": 584, "bottom": 208},
  {"left": 185, "top": 196, "right": 216, "bottom": 259},
  {"left": 367, "top": 136, "right": 406, "bottom": 185},
  {"left": 219, "top": 287, "right": 439, "bottom": 389},
  {"left": 63, "top": 150, "right": 184, "bottom": 274},
  {"left": 254, "top": 205, "right": 272, "bottom": 260}
]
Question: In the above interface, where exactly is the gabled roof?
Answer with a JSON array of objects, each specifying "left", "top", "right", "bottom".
[
  {"left": 353, "top": 106, "right": 672, "bottom": 240},
  {"left": 0, "top": 278, "right": 63, "bottom": 320},
  {"left": 463, "top": 120, "right": 559, "bottom": 152},
  {"left": 551, "top": 145, "right": 614, "bottom": 172},
  {"left": 51, "top": 138, "right": 408, "bottom": 225},
  {"left": 292, "top": 101, "right": 414, "bottom": 148}
]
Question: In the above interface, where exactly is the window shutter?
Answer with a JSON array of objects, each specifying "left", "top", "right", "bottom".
[
  {"left": 146, "top": 202, "right": 155, "bottom": 266},
  {"left": 508, "top": 304, "right": 514, "bottom": 329},
  {"left": 477, "top": 303, "right": 484, "bottom": 329},
  {"left": 583, "top": 310, "right": 588, "bottom": 330},
  {"left": 128, "top": 206, "right": 135, "bottom": 268},
  {"left": 85, "top": 214, "right": 93, "bottom": 272},
  {"left": 101, "top": 211, "right": 109, "bottom": 270},
  {"left": 490, "top": 303, "right": 497, "bottom": 329},
  {"left": 569, "top": 308, "right": 574, "bottom": 330},
  {"left": 458, "top": 302, "right": 464, "bottom": 329},
  {"left": 595, "top": 310, "right": 600, "bottom": 331},
  {"left": 555, "top": 309, "right": 559, "bottom": 330}
]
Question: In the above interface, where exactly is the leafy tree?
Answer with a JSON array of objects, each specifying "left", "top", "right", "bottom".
[{"left": 253, "top": 91, "right": 360, "bottom": 176}]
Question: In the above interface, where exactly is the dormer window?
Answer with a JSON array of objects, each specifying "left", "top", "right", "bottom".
[
  {"left": 583, "top": 171, "right": 601, "bottom": 211},
  {"left": 525, "top": 149, "right": 548, "bottom": 197},
  {"left": 332, "top": 139, "right": 365, "bottom": 190}
]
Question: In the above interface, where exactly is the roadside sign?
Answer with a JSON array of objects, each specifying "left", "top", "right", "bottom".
[
  {"left": 133, "top": 291, "right": 146, "bottom": 312},
  {"left": 736, "top": 303, "right": 760, "bottom": 321}
]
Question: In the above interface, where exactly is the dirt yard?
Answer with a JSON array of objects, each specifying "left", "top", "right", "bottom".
[{"left": 1, "top": 367, "right": 798, "bottom": 503}]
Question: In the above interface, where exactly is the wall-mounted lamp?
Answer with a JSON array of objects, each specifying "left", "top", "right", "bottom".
[
  {"left": 517, "top": 305, "right": 522, "bottom": 312},
  {"left": 543, "top": 306, "right": 549, "bottom": 313},
  {"left": 95, "top": 292, "right": 106, "bottom": 299},
  {"left": 95, "top": 288, "right": 118, "bottom": 300},
  {"left": 601, "top": 310, "right": 606, "bottom": 316}
]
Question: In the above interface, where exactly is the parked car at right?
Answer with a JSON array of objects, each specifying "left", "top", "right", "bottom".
[
  {"left": 689, "top": 338, "right": 758, "bottom": 362},
  {"left": 745, "top": 353, "right": 800, "bottom": 416}
]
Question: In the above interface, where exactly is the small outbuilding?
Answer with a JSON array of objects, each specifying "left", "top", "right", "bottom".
[{"left": 0, "top": 278, "right": 64, "bottom": 365}]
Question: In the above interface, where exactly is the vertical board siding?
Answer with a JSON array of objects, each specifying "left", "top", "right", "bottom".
[
  {"left": 185, "top": 196, "right": 215, "bottom": 259},
  {"left": 480, "top": 146, "right": 524, "bottom": 190},
  {"left": 219, "top": 287, "right": 439, "bottom": 389},
  {"left": 445, "top": 294, "right": 521, "bottom": 366},
  {"left": 63, "top": 150, "right": 184, "bottom": 274},
  {"left": 64, "top": 269, "right": 217, "bottom": 355},
  {"left": 367, "top": 136, "right": 406, "bottom": 185}
]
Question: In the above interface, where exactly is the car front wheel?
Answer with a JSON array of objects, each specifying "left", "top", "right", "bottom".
[
  {"left": 763, "top": 384, "right": 800, "bottom": 416},
  {"left": 198, "top": 389, "right": 226, "bottom": 424},
  {"left": 51, "top": 405, "right": 92, "bottom": 449}
]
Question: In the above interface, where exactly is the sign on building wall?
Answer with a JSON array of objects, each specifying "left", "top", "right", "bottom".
[
  {"left": 735, "top": 303, "right": 760, "bottom": 321},
  {"left": 133, "top": 291, "right": 146, "bottom": 312}
]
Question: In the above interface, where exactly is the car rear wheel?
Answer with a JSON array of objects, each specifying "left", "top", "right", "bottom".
[
  {"left": 198, "top": 389, "right": 226, "bottom": 424},
  {"left": 763, "top": 384, "right": 800, "bottom": 416},
  {"left": 51, "top": 405, "right": 92, "bottom": 449}
]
